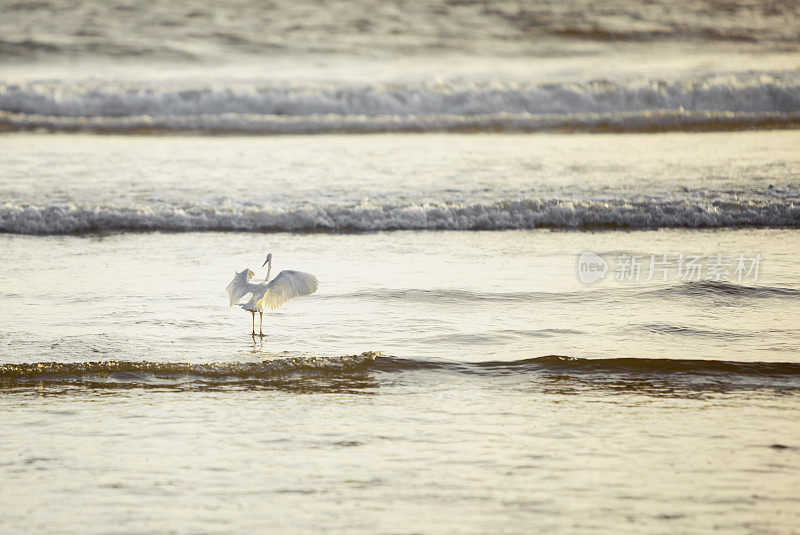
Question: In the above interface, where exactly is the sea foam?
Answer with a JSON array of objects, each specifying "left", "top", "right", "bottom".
[
  {"left": 2, "top": 73, "right": 799, "bottom": 134},
  {"left": 2, "top": 199, "right": 798, "bottom": 235}
]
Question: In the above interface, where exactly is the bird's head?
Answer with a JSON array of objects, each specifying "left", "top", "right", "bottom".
[{"left": 262, "top": 253, "right": 272, "bottom": 267}]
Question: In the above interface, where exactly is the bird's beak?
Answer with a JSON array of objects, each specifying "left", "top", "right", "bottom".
[{"left": 262, "top": 258, "right": 269, "bottom": 267}]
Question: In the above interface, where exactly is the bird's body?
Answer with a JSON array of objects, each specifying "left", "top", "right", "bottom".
[{"left": 226, "top": 253, "right": 318, "bottom": 336}]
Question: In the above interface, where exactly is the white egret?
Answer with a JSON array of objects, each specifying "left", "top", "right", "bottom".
[{"left": 226, "top": 253, "right": 318, "bottom": 336}]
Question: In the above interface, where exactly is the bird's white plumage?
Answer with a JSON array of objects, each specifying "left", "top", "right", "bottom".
[
  {"left": 226, "top": 269, "right": 255, "bottom": 306},
  {"left": 226, "top": 254, "right": 318, "bottom": 335},
  {"left": 256, "top": 270, "right": 319, "bottom": 310},
  {"left": 239, "top": 301, "right": 260, "bottom": 312}
]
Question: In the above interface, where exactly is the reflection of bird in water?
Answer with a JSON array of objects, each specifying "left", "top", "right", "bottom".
[{"left": 226, "top": 253, "right": 318, "bottom": 337}]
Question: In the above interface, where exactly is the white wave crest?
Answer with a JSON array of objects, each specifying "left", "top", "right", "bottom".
[
  {"left": 2, "top": 199, "right": 798, "bottom": 235},
  {"left": 1, "top": 73, "right": 799, "bottom": 133}
]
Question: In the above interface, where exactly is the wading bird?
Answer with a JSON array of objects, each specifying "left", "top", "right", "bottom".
[{"left": 226, "top": 253, "right": 318, "bottom": 336}]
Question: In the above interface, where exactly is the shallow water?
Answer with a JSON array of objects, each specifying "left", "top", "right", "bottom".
[
  {"left": 2, "top": 375, "right": 799, "bottom": 534},
  {"left": 1, "top": 131, "right": 800, "bottom": 533},
  {"left": 1, "top": 228, "right": 800, "bottom": 363},
  {"left": 2, "top": 1, "right": 800, "bottom": 528},
  {"left": 2, "top": 132, "right": 799, "bottom": 233}
]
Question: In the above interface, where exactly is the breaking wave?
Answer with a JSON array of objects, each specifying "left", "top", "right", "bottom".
[
  {"left": 2, "top": 354, "right": 799, "bottom": 392},
  {"left": 2, "top": 74, "right": 799, "bottom": 134},
  {"left": 2, "top": 198, "right": 798, "bottom": 235}
]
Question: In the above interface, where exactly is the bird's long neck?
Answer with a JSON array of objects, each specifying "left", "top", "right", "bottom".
[{"left": 265, "top": 259, "right": 272, "bottom": 282}]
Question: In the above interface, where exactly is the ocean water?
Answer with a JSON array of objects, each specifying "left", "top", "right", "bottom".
[
  {"left": 2, "top": 1, "right": 800, "bottom": 534},
  {"left": 3, "top": 132, "right": 800, "bottom": 534}
]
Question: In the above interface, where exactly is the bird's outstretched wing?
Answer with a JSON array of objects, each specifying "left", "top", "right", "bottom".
[
  {"left": 257, "top": 270, "right": 318, "bottom": 310},
  {"left": 226, "top": 269, "right": 255, "bottom": 306}
]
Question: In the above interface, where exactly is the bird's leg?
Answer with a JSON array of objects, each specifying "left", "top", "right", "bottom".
[
  {"left": 259, "top": 312, "right": 264, "bottom": 337},
  {"left": 251, "top": 311, "right": 256, "bottom": 335}
]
